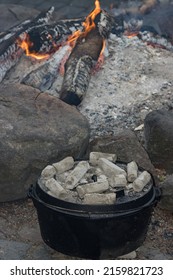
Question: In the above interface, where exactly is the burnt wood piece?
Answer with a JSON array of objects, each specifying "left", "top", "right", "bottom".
[
  {"left": 0, "top": 7, "right": 54, "bottom": 44},
  {"left": 0, "top": 7, "right": 54, "bottom": 83},
  {"left": 26, "top": 18, "right": 83, "bottom": 54},
  {"left": 60, "top": 10, "right": 113, "bottom": 106},
  {"left": 22, "top": 45, "right": 70, "bottom": 91}
]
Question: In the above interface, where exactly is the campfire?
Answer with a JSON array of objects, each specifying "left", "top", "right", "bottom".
[
  {"left": 0, "top": 0, "right": 113, "bottom": 106},
  {"left": 1, "top": 0, "right": 173, "bottom": 109}
]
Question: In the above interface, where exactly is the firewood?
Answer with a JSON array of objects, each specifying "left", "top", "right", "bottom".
[
  {"left": 0, "top": 7, "right": 54, "bottom": 44},
  {"left": 26, "top": 18, "right": 83, "bottom": 55},
  {"left": 0, "top": 7, "right": 54, "bottom": 83},
  {"left": 22, "top": 45, "right": 70, "bottom": 91},
  {"left": 0, "top": 17, "right": 84, "bottom": 83},
  {"left": 60, "top": 10, "right": 113, "bottom": 106}
]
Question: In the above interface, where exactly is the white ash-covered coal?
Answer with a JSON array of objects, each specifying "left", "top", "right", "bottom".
[{"left": 39, "top": 152, "right": 152, "bottom": 205}]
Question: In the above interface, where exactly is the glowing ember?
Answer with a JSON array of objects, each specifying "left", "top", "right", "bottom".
[
  {"left": 17, "top": 33, "right": 50, "bottom": 60},
  {"left": 68, "top": 0, "right": 101, "bottom": 45},
  {"left": 100, "top": 39, "right": 106, "bottom": 56},
  {"left": 126, "top": 32, "right": 139, "bottom": 38}
]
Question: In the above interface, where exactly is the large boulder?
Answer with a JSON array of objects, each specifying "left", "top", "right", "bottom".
[
  {"left": 144, "top": 109, "right": 173, "bottom": 174},
  {"left": 0, "top": 84, "right": 90, "bottom": 202},
  {"left": 158, "top": 175, "right": 173, "bottom": 212}
]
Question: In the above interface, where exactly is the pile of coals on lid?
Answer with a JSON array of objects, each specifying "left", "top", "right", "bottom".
[{"left": 38, "top": 152, "right": 152, "bottom": 205}]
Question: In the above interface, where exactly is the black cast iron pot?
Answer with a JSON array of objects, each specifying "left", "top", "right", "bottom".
[{"left": 28, "top": 163, "right": 161, "bottom": 259}]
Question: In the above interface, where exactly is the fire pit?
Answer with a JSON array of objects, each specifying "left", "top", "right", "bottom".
[{"left": 28, "top": 153, "right": 160, "bottom": 259}]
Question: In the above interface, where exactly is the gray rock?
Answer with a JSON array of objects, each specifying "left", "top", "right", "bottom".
[
  {"left": 0, "top": 84, "right": 90, "bottom": 202},
  {"left": 89, "top": 129, "right": 156, "bottom": 179},
  {"left": 144, "top": 109, "right": 173, "bottom": 174},
  {"left": 137, "top": 245, "right": 172, "bottom": 260},
  {"left": 0, "top": 4, "right": 39, "bottom": 32},
  {"left": 0, "top": 239, "right": 30, "bottom": 260},
  {"left": 158, "top": 175, "right": 173, "bottom": 211}
]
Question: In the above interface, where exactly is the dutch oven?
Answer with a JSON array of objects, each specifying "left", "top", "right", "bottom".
[{"left": 28, "top": 162, "right": 161, "bottom": 259}]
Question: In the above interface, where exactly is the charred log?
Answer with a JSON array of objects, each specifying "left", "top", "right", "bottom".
[
  {"left": 0, "top": 7, "right": 54, "bottom": 83},
  {"left": 22, "top": 45, "right": 70, "bottom": 91},
  {"left": 60, "top": 10, "right": 112, "bottom": 106},
  {"left": 26, "top": 18, "right": 83, "bottom": 55},
  {"left": 0, "top": 7, "right": 54, "bottom": 44}
]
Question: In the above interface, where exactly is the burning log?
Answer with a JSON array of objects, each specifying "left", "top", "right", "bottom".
[
  {"left": 22, "top": 45, "right": 70, "bottom": 91},
  {"left": 60, "top": 9, "right": 113, "bottom": 106},
  {"left": 25, "top": 18, "right": 83, "bottom": 55},
  {"left": 59, "top": 29, "right": 102, "bottom": 106},
  {"left": 0, "top": 7, "right": 54, "bottom": 83},
  {"left": 0, "top": 7, "right": 54, "bottom": 44}
]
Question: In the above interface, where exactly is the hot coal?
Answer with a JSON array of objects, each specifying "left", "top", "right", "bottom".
[{"left": 39, "top": 153, "right": 152, "bottom": 205}]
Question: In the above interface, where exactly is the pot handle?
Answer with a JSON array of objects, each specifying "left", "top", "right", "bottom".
[
  {"left": 155, "top": 186, "right": 162, "bottom": 201},
  {"left": 27, "top": 184, "right": 35, "bottom": 199}
]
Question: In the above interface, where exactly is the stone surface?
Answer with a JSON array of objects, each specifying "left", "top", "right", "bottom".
[
  {"left": 144, "top": 109, "right": 173, "bottom": 174},
  {"left": 89, "top": 130, "right": 157, "bottom": 179},
  {"left": 0, "top": 4, "right": 39, "bottom": 31},
  {"left": 0, "top": 239, "right": 30, "bottom": 260},
  {"left": 158, "top": 175, "right": 173, "bottom": 211},
  {"left": 137, "top": 245, "right": 173, "bottom": 260},
  {"left": 0, "top": 83, "right": 90, "bottom": 202}
]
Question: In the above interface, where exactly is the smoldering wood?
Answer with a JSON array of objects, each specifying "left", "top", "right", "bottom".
[
  {"left": 0, "top": 6, "right": 54, "bottom": 44},
  {"left": 0, "top": 32, "right": 23, "bottom": 83},
  {"left": 26, "top": 18, "right": 83, "bottom": 54},
  {"left": 60, "top": 10, "right": 113, "bottom": 106},
  {"left": 0, "top": 7, "right": 54, "bottom": 83},
  {"left": 22, "top": 45, "right": 70, "bottom": 91},
  {"left": 96, "top": 10, "right": 114, "bottom": 38},
  {"left": 60, "top": 28, "right": 104, "bottom": 106},
  {"left": 138, "top": 31, "right": 173, "bottom": 51}
]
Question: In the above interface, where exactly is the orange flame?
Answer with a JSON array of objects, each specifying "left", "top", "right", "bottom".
[
  {"left": 17, "top": 34, "right": 50, "bottom": 60},
  {"left": 124, "top": 30, "right": 139, "bottom": 38},
  {"left": 68, "top": 0, "right": 101, "bottom": 45}
]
